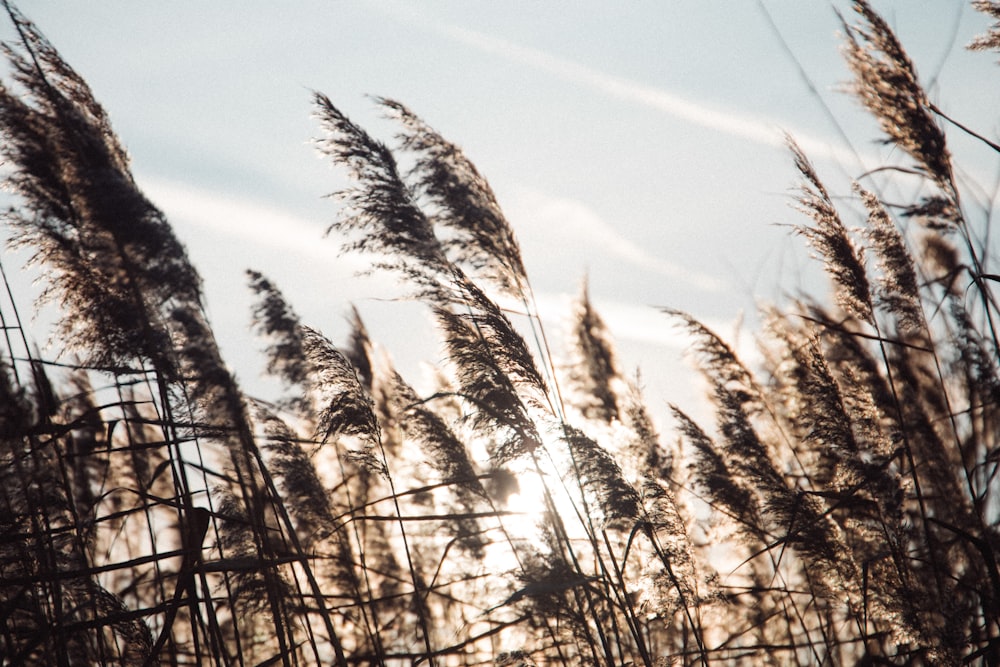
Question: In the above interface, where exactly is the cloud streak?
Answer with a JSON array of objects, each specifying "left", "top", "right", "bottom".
[
  {"left": 508, "top": 187, "right": 726, "bottom": 293},
  {"left": 404, "top": 13, "right": 867, "bottom": 168},
  {"left": 528, "top": 289, "right": 758, "bottom": 369},
  {"left": 143, "top": 178, "right": 365, "bottom": 269}
]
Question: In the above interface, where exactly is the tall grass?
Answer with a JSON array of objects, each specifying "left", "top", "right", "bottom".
[{"left": 1, "top": 1, "right": 998, "bottom": 664}]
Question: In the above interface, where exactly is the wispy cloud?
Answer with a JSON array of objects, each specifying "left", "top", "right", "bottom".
[
  {"left": 394, "top": 11, "right": 866, "bottom": 168},
  {"left": 531, "top": 290, "right": 689, "bottom": 350},
  {"left": 143, "top": 178, "right": 365, "bottom": 269},
  {"left": 527, "top": 289, "right": 757, "bottom": 366},
  {"left": 142, "top": 177, "right": 723, "bottom": 298},
  {"left": 507, "top": 187, "right": 726, "bottom": 293}
]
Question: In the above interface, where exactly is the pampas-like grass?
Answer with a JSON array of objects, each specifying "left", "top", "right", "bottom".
[
  {"left": 789, "top": 138, "right": 874, "bottom": 326},
  {"left": 841, "top": 0, "right": 953, "bottom": 189},
  {"left": 313, "top": 92, "right": 450, "bottom": 301},
  {"left": 565, "top": 281, "right": 620, "bottom": 424},
  {"left": 0, "top": 8, "right": 198, "bottom": 379},
  {"left": 3, "top": 1, "right": 1000, "bottom": 664},
  {"left": 379, "top": 97, "right": 529, "bottom": 299}
]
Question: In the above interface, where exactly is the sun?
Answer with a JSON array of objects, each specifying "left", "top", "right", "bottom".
[
  {"left": 490, "top": 451, "right": 586, "bottom": 538},
  {"left": 502, "top": 468, "right": 546, "bottom": 518}
]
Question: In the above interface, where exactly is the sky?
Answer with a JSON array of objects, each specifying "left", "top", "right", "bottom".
[{"left": 3, "top": 2, "right": 999, "bottom": 423}]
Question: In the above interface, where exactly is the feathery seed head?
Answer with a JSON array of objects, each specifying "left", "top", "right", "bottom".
[
  {"left": 840, "top": 1, "right": 953, "bottom": 188},
  {"left": 788, "top": 138, "right": 874, "bottom": 325}
]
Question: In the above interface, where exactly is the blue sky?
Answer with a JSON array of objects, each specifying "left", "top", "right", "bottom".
[{"left": 6, "top": 2, "right": 999, "bottom": 417}]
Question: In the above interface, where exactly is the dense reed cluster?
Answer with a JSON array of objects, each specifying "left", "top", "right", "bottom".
[{"left": 1, "top": 2, "right": 998, "bottom": 664}]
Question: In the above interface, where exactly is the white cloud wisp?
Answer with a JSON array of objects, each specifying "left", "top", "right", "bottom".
[
  {"left": 508, "top": 187, "right": 727, "bottom": 293},
  {"left": 411, "top": 16, "right": 867, "bottom": 168}
]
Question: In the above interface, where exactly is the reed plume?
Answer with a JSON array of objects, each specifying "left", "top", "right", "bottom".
[
  {"left": 313, "top": 92, "right": 449, "bottom": 299},
  {"left": 565, "top": 281, "right": 620, "bottom": 424},
  {"left": 840, "top": 0, "right": 953, "bottom": 189},
  {"left": 379, "top": 97, "right": 529, "bottom": 298},
  {"left": 0, "top": 9, "right": 198, "bottom": 377},
  {"left": 3, "top": 1, "right": 1000, "bottom": 664}
]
